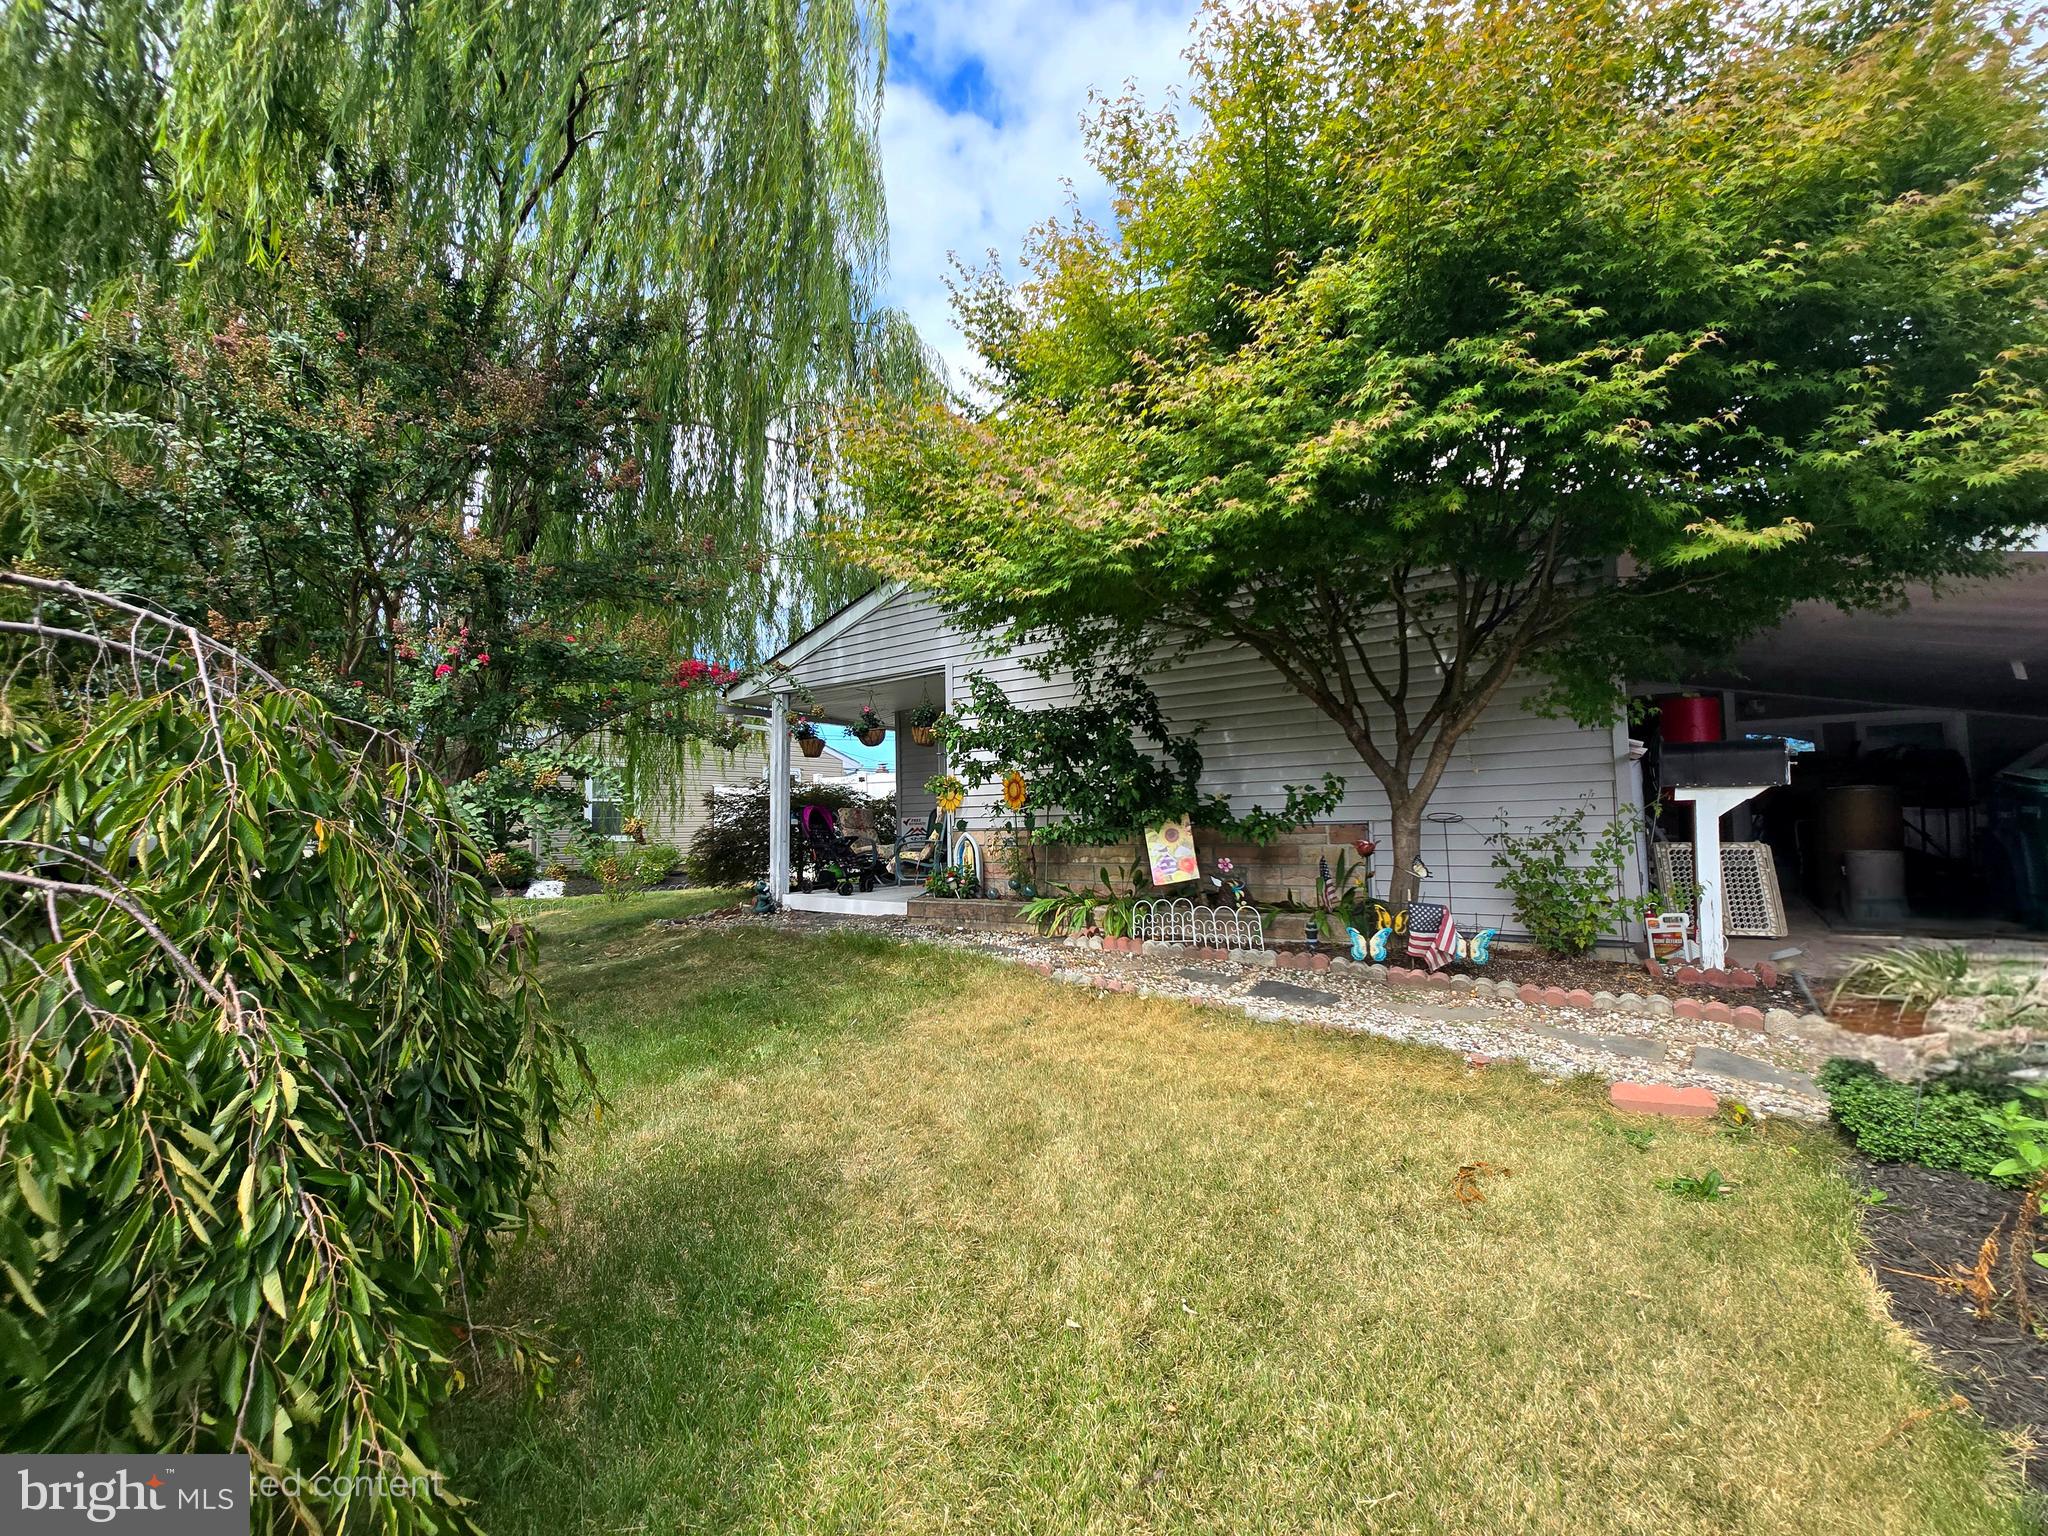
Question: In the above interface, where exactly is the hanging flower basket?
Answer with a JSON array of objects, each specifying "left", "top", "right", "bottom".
[
  {"left": 797, "top": 735, "right": 826, "bottom": 758},
  {"left": 910, "top": 725, "right": 937, "bottom": 746},
  {"left": 855, "top": 726, "right": 887, "bottom": 747},
  {"left": 908, "top": 699, "right": 944, "bottom": 746}
]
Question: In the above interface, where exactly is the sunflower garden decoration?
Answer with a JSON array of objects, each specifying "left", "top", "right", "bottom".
[
  {"left": 927, "top": 772, "right": 965, "bottom": 816},
  {"left": 999, "top": 769, "right": 1040, "bottom": 897}
]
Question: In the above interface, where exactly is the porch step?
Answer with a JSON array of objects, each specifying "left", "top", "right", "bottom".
[{"left": 785, "top": 891, "right": 914, "bottom": 917}]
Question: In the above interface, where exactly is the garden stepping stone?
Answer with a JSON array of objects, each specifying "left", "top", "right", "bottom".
[
  {"left": 1177, "top": 966, "right": 1227, "bottom": 984},
  {"left": 1246, "top": 979, "right": 1342, "bottom": 1008},
  {"left": 1687, "top": 1045, "right": 1819, "bottom": 1098},
  {"left": 1525, "top": 1024, "right": 1667, "bottom": 1062}
]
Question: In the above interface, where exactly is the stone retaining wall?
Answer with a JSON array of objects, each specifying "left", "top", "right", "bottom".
[
  {"left": 1020, "top": 822, "right": 1377, "bottom": 902},
  {"left": 904, "top": 896, "right": 1032, "bottom": 930}
]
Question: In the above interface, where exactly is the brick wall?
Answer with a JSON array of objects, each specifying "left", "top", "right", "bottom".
[{"left": 1014, "top": 822, "right": 1378, "bottom": 906}]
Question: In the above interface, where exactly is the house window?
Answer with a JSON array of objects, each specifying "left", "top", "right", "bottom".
[{"left": 586, "top": 781, "right": 624, "bottom": 838}]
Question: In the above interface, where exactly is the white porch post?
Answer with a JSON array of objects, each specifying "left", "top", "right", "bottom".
[
  {"left": 1670, "top": 785, "right": 1767, "bottom": 971},
  {"left": 767, "top": 690, "right": 792, "bottom": 906}
]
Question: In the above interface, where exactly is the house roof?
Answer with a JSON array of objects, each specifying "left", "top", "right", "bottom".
[{"left": 723, "top": 580, "right": 908, "bottom": 705}]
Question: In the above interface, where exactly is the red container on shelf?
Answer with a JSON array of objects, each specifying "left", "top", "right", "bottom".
[{"left": 1655, "top": 693, "right": 1723, "bottom": 744}]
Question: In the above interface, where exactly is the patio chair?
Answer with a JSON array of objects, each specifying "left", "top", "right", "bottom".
[
  {"left": 840, "top": 804, "right": 891, "bottom": 866},
  {"left": 892, "top": 814, "right": 940, "bottom": 886}
]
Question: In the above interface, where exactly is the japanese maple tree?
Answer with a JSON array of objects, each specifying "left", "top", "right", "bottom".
[{"left": 839, "top": 0, "right": 2048, "bottom": 898}]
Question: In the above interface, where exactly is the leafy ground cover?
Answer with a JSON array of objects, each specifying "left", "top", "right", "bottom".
[{"left": 443, "top": 892, "right": 2035, "bottom": 1534}]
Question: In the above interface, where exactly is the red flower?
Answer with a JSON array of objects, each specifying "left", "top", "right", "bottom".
[
  {"left": 474, "top": 652, "right": 491, "bottom": 666},
  {"left": 672, "top": 658, "right": 739, "bottom": 689},
  {"left": 434, "top": 662, "right": 453, "bottom": 678}
]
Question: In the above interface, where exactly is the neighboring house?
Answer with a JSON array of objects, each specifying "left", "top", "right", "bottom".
[
  {"left": 542, "top": 726, "right": 862, "bottom": 867},
  {"left": 726, "top": 558, "right": 2048, "bottom": 945},
  {"left": 620, "top": 725, "right": 862, "bottom": 853}
]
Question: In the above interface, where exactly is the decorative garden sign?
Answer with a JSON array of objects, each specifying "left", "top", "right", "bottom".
[{"left": 1145, "top": 817, "right": 1200, "bottom": 886}]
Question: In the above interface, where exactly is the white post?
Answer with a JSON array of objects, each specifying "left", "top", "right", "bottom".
[
  {"left": 1670, "top": 785, "right": 1766, "bottom": 971},
  {"left": 767, "top": 690, "right": 792, "bottom": 906}
]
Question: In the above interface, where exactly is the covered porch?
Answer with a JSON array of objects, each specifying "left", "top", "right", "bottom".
[{"left": 725, "top": 624, "right": 948, "bottom": 904}]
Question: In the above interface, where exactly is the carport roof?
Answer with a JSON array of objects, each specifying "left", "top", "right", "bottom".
[{"left": 1680, "top": 554, "right": 2048, "bottom": 718}]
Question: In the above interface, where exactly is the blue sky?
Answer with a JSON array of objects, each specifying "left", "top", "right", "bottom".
[
  {"left": 820, "top": 724, "right": 891, "bottom": 770},
  {"left": 808, "top": 2, "right": 1201, "bottom": 773},
  {"left": 878, "top": 0, "right": 1202, "bottom": 388}
]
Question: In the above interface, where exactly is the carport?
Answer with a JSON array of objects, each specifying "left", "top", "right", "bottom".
[{"left": 1636, "top": 552, "right": 2048, "bottom": 957}]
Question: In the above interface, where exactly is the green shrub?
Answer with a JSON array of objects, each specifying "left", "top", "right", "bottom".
[
  {"left": 1, "top": 683, "right": 587, "bottom": 1531},
  {"left": 634, "top": 842, "right": 682, "bottom": 883},
  {"left": 483, "top": 844, "right": 539, "bottom": 886},
  {"left": 1816, "top": 1058, "right": 2017, "bottom": 1184},
  {"left": 590, "top": 842, "right": 683, "bottom": 901},
  {"left": 1487, "top": 804, "right": 1657, "bottom": 956}
]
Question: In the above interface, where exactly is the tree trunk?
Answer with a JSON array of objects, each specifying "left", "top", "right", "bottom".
[{"left": 1386, "top": 797, "right": 1426, "bottom": 906}]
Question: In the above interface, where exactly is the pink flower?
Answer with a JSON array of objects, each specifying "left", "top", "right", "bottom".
[
  {"left": 1216, "top": 857, "right": 1235, "bottom": 874},
  {"left": 474, "top": 652, "right": 490, "bottom": 666},
  {"left": 434, "top": 663, "right": 453, "bottom": 678}
]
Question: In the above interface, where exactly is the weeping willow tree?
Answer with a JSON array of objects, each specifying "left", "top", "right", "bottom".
[{"left": 1, "top": 0, "right": 923, "bottom": 829}]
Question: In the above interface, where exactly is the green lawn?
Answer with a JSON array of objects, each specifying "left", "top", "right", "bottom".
[{"left": 442, "top": 891, "right": 2033, "bottom": 1534}]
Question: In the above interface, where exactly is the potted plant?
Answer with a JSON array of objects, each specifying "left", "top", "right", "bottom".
[
  {"left": 791, "top": 714, "right": 826, "bottom": 758},
  {"left": 854, "top": 704, "right": 888, "bottom": 747},
  {"left": 908, "top": 698, "right": 944, "bottom": 746}
]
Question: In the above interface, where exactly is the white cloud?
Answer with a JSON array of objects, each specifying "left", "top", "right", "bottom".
[{"left": 879, "top": 0, "right": 1202, "bottom": 390}]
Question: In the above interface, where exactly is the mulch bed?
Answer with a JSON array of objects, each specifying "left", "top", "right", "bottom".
[
  {"left": 1831, "top": 998, "right": 1932, "bottom": 1038},
  {"left": 1855, "top": 1156, "right": 2048, "bottom": 1484}
]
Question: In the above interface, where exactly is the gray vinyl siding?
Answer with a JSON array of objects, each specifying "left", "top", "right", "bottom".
[
  {"left": 896, "top": 711, "right": 944, "bottom": 826},
  {"left": 783, "top": 589, "right": 1639, "bottom": 936}
]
